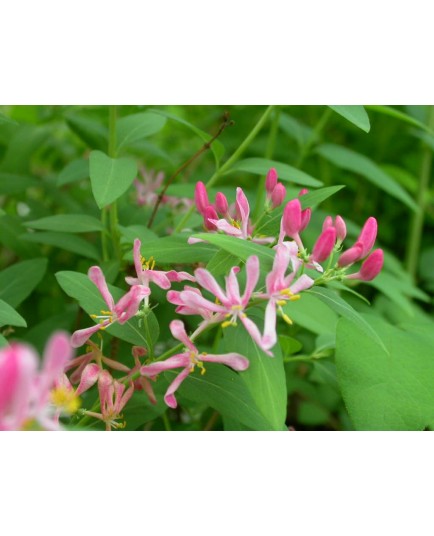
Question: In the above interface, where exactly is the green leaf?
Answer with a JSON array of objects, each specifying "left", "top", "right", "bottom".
[
  {"left": 26, "top": 214, "right": 104, "bottom": 233},
  {"left": 149, "top": 108, "right": 225, "bottom": 166},
  {"left": 118, "top": 224, "right": 158, "bottom": 245},
  {"left": 55, "top": 270, "right": 156, "bottom": 348},
  {"left": 123, "top": 389, "right": 169, "bottom": 430},
  {"left": 0, "top": 173, "right": 39, "bottom": 194},
  {"left": 223, "top": 322, "right": 287, "bottom": 430},
  {"left": 336, "top": 316, "right": 434, "bottom": 430},
  {"left": 279, "top": 113, "right": 314, "bottom": 147},
  {"left": 0, "top": 125, "right": 49, "bottom": 174},
  {"left": 255, "top": 185, "right": 345, "bottom": 237},
  {"left": 0, "top": 334, "right": 8, "bottom": 348},
  {"left": 116, "top": 112, "right": 166, "bottom": 151},
  {"left": 0, "top": 299, "right": 26, "bottom": 328},
  {"left": 0, "top": 215, "right": 41, "bottom": 258},
  {"left": 193, "top": 233, "right": 274, "bottom": 271},
  {"left": 316, "top": 144, "right": 418, "bottom": 212},
  {"left": 65, "top": 113, "right": 108, "bottom": 150},
  {"left": 226, "top": 157, "right": 323, "bottom": 187},
  {"left": 129, "top": 235, "right": 216, "bottom": 264},
  {"left": 21, "top": 232, "right": 100, "bottom": 261},
  {"left": 366, "top": 105, "right": 432, "bottom": 133},
  {"left": 329, "top": 105, "right": 370, "bottom": 133},
  {"left": 165, "top": 363, "right": 273, "bottom": 430},
  {"left": 206, "top": 250, "right": 240, "bottom": 276},
  {"left": 308, "top": 286, "right": 387, "bottom": 351},
  {"left": 57, "top": 159, "right": 89, "bottom": 186},
  {"left": 283, "top": 293, "right": 338, "bottom": 335},
  {"left": 0, "top": 258, "right": 47, "bottom": 308},
  {"left": 89, "top": 150, "right": 137, "bottom": 209}
]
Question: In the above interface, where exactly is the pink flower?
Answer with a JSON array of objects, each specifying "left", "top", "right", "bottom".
[
  {"left": 84, "top": 370, "right": 134, "bottom": 431},
  {"left": 125, "top": 239, "right": 195, "bottom": 293},
  {"left": 134, "top": 167, "right": 165, "bottom": 206},
  {"left": 208, "top": 187, "right": 274, "bottom": 245},
  {"left": 0, "top": 332, "right": 74, "bottom": 431},
  {"left": 259, "top": 246, "right": 314, "bottom": 350},
  {"left": 298, "top": 189, "right": 312, "bottom": 231},
  {"left": 71, "top": 266, "right": 150, "bottom": 348},
  {"left": 311, "top": 227, "right": 337, "bottom": 263},
  {"left": 347, "top": 249, "right": 384, "bottom": 281},
  {"left": 140, "top": 320, "right": 249, "bottom": 409},
  {"left": 357, "top": 217, "right": 378, "bottom": 257}
]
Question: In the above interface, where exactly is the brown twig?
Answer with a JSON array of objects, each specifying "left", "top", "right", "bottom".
[{"left": 147, "top": 112, "right": 234, "bottom": 229}]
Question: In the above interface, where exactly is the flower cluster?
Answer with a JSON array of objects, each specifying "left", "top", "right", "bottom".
[{"left": 1, "top": 167, "right": 385, "bottom": 430}]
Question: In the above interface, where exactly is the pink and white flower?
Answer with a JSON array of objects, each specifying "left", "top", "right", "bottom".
[
  {"left": 140, "top": 320, "right": 249, "bottom": 409},
  {"left": 71, "top": 266, "right": 150, "bottom": 348}
]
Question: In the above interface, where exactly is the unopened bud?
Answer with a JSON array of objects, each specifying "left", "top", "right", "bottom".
[
  {"left": 357, "top": 217, "right": 378, "bottom": 257},
  {"left": 203, "top": 205, "right": 218, "bottom": 230},
  {"left": 271, "top": 183, "right": 286, "bottom": 208},
  {"left": 358, "top": 249, "right": 384, "bottom": 281},
  {"left": 338, "top": 243, "right": 364, "bottom": 267},
  {"left": 282, "top": 199, "right": 302, "bottom": 237},
  {"left": 266, "top": 168, "right": 278, "bottom": 195},
  {"left": 215, "top": 192, "right": 228, "bottom": 215},
  {"left": 335, "top": 216, "right": 347, "bottom": 243},
  {"left": 322, "top": 216, "right": 333, "bottom": 231},
  {"left": 311, "top": 227, "right": 336, "bottom": 263},
  {"left": 194, "top": 181, "right": 209, "bottom": 215}
]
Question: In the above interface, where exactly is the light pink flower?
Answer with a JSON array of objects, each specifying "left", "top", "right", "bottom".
[
  {"left": 85, "top": 370, "right": 134, "bottom": 431},
  {"left": 125, "top": 239, "right": 195, "bottom": 293},
  {"left": 259, "top": 246, "right": 314, "bottom": 350},
  {"left": 0, "top": 332, "right": 74, "bottom": 431},
  {"left": 134, "top": 167, "right": 165, "bottom": 206},
  {"left": 71, "top": 266, "right": 150, "bottom": 348},
  {"left": 140, "top": 320, "right": 249, "bottom": 409}
]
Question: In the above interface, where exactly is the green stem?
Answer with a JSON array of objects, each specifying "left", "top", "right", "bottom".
[
  {"left": 107, "top": 105, "right": 122, "bottom": 260},
  {"left": 296, "top": 107, "right": 332, "bottom": 167},
  {"left": 174, "top": 105, "right": 275, "bottom": 232},
  {"left": 253, "top": 107, "right": 281, "bottom": 220},
  {"left": 143, "top": 314, "right": 155, "bottom": 360},
  {"left": 162, "top": 412, "right": 172, "bottom": 431},
  {"left": 101, "top": 208, "right": 109, "bottom": 262},
  {"left": 405, "top": 105, "right": 434, "bottom": 279}
]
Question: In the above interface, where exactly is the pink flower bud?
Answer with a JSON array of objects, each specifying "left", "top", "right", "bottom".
[
  {"left": 357, "top": 217, "right": 377, "bottom": 257},
  {"left": 338, "top": 243, "right": 364, "bottom": 267},
  {"left": 300, "top": 207, "right": 311, "bottom": 231},
  {"left": 298, "top": 188, "right": 309, "bottom": 196},
  {"left": 335, "top": 216, "right": 347, "bottom": 243},
  {"left": 266, "top": 168, "right": 278, "bottom": 195},
  {"left": 322, "top": 216, "right": 333, "bottom": 231},
  {"left": 311, "top": 227, "right": 336, "bottom": 263},
  {"left": 282, "top": 199, "right": 302, "bottom": 237},
  {"left": 194, "top": 181, "right": 209, "bottom": 216},
  {"left": 271, "top": 183, "right": 286, "bottom": 208},
  {"left": 203, "top": 205, "right": 218, "bottom": 230},
  {"left": 358, "top": 249, "right": 384, "bottom": 281},
  {"left": 215, "top": 192, "right": 228, "bottom": 215}
]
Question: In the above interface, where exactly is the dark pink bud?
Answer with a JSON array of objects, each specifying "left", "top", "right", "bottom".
[
  {"left": 266, "top": 168, "right": 278, "bottom": 194},
  {"left": 194, "top": 181, "right": 209, "bottom": 215},
  {"left": 300, "top": 207, "right": 311, "bottom": 231},
  {"left": 203, "top": 205, "right": 218, "bottom": 230},
  {"left": 215, "top": 192, "right": 228, "bottom": 215},
  {"left": 282, "top": 199, "right": 302, "bottom": 237},
  {"left": 338, "top": 243, "right": 364, "bottom": 267},
  {"left": 322, "top": 216, "right": 333, "bottom": 232},
  {"left": 271, "top": 183, "right": 286, "bottom": 208},
  {"left": 311, "top": 227, "right": 336, "bottom": 263},
  {"left": 358, "top": 249, "right": 384, "bottom": 281},
  {"left": 298, "top": 188, "right": 309, "bottom": 196},
  {"left": 335, "top": 216, "right": 347, "bottom": 243},
  {"left": 357, "top": 217, "right": 377, "bottom": 257}
]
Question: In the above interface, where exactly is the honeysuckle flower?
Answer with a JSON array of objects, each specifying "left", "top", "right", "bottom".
[
  {"left": 71, "top": 266, "right": 150, "bottom": 348},
  {"left": 140, "top": 320, "right": 249, "bottom": 409},
  {"left": 338, "top": 243, "right": 364, "bottom": 267},
  {"left": 134, "top": 167, "right": 165, "bottom": 206},
  {"left": 311, "top": 227, "right": 337, "bottom": 263},
  {"left": 298, "top": 189, "right": 312, "bottom": 232},
  {"left": 194, "top": 181, "right": 210, "bottom": 215},
  {"left": 258, "top": 246, "right": 314, "bottom": 350},
  {"left": 265, "top": 168, "right": 286, "bottom": 209},
  {"left": 84, "top": 370, "right": 134, "bottom": 431},
  {"left": 125, "top": 239, "right": 195, "bottom": 295},
  {"left": 215, "top": 192, "right": 229, "bottom": 216},
  {"left": 0, "top": 332, "right": 74, "bottom": 431},
  {"left": 167, "top": 285, "right": 221, "bottom": 327},
  {"left": 280, "top": 198, "right": 304, "bottom": 249},
  {"left": 271, "top": 183, "right": 286, "bottom": 209},
  {"left": 208, "top": 187, "right": 274, "bottom": 245},
  {"left": 357, "top": 217, "right": 378, "bottom": 257},
  {"left": 129, "top": 346, "right": 157, "bottom": 405},
  {"left": 323, "top": 215, "right": 347, "bottom": 245},
  {"left": 347, "top": 249, "right": 384, "bottom": 281}
]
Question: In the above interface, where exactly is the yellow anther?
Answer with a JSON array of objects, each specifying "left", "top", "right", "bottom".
[
  {"left": 90, "top": 314, "right": 98, "bottom": 319},
  {"left": 141, "top": 255, "right": 156, "bottom": 271},
  {"left": 101, "top": 310, "right": 112, "bottom": 315},
  {"left": 280, "top": 288, "right": 294, "bottom": 297},
  {"left": 222, "top": 320, "right": 237, "bottom": 328},
  {"left": 50, "top": 387, "right": 81, "bottom": 414},
  {"left": 282, "top": 313, "right": 293, "bottom": 326},
  {"left": 231, "top": 304, "right": 243, "bottom": 311},
  {"left": 276, "top": 300, "right": 286, "bottom": 306},
  {"left": 230, "top": 219, "right": 241, "bottom": 229}
]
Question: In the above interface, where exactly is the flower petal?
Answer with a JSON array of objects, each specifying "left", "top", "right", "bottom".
[
  {"left": 140, "top": 354, "right": 190, "bottom": 377},
  {"left": 164, "top": 366, "right": 191, "bottom": 409},
  {"left": 194, "top": 267, "right": 228, "bottom": 304},
  {"left": 88, "top": 266, "right": 115, "bottom": 311},
  {"left": 169, "top": 320, "right": 197, "bottom": 352},
  {"left": 242, "top": 255, "right": 260, "bottom": 305},
  {"left": 201, "top": 352, "right": 249, "bottom": 371}
]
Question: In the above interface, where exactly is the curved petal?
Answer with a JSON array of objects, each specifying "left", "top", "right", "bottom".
[
  {"left": 236, "top": 187, "right": 250, "bottom": 236},
  {"left": 179, "top": 290, "right": 227, "bottom": 314},
  {"left": 71, "top": 322, "right": 108, "bottom": 349},
  {"left": 115, "top": 286, "right": 149, "bottom": 324},
  {"left": 169, "top": 320, "right": 196, "bottom": 352},
  {"left": 147, "top": 270, "right": 171, "bottom": 289},
  {"left": 165, "top": 270, "right": 195, "bottom": 283},
  {"left": 164, "top": 366, "right": 191, "bottom": 409},
  {"left": 125, "top": 276, "right": 140, "bottom": 286},
  {"left": 242, "top": 256, "right": 260, "bottom": 305},
  {"left": 262, "top": 300, "right": 277, "bottom": 350},
  {"left": 88, "top": 266, "right": 115, "bottom": 311},
  {"left": 194, "top": 268, "right": 228, "bottom": 304},
  {"left": 133, "top": 239, "right": 143, "bottom": 279},
  {"left": 40, "top": 331, "right": 73, "bottom": 390},
  {"left": 225, "top": 267, "right": 241, "bottom": 303},
  {"left": 240, "top": 315, "right": 273, "bottom": 357},
  {"left": 76, "top": 363, "right": 101, "bottom": 395},
  {"left": 201, "top": 352, "right": 249, "bottom": 371},
  {"left": 290, "top": 274, "right": 315, "bottom": 294},
  {"left": 140, "top": 354, "right": 190, "bottom": 377}
]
